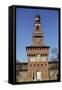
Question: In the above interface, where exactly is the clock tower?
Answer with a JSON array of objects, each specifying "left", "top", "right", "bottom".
[
  {"left": 32, "top": 15, "right": 44, "bottom": 46},
  {"left": 26, "top": 15, "right": 50, "bottom": 81}
]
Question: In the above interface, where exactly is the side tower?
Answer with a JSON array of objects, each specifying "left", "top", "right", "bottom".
[{"left": 26, "top": 15, "right": 50, "bottom": 81}]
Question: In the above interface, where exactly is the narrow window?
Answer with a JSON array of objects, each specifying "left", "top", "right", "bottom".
[
  {"left": 41, "top": 64, "right": 43, "bottom": 66},
  {"left": 36, "top": 26, "right": 39, "bottom": 29},
  {"left": 30, "top": 64, "right": 32, "bottom": 67},
  {"left": 45, "top": 64, "right": 46, "bottom": 66},
  {"left": 38, "top": 64, "right": 39, "bottom": 66}
]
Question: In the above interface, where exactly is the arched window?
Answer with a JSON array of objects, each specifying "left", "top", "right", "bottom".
[{"left": 36, "top": 25, "right": 39, "bottom": 29}]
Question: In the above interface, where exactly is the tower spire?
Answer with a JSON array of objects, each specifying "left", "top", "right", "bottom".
[
  {"left": 34, "top": 15, "right": 41, "bottom": 32},
  {"left": 32, "top": 15, "right": 44, "bottom": 46}
]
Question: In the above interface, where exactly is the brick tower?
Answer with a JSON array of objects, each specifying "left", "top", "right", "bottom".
[{"left": 26, "top": 15, "right": 50, "bottom": 81}]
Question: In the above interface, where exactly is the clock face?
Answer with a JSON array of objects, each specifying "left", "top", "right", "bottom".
[
  {"left": 37, "top": 38, "right": 40, "bottom": 42},
  {"left": 35, "top": 38, "right": 41, "bottom": 44}
]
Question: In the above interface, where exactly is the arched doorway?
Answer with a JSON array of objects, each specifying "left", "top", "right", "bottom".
[{"left": 36, "top": 71, "right": 42, "bottom": 81}]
